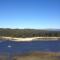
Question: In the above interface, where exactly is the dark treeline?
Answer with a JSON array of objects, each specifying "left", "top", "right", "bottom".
[{"left": 0, "top": 28, "right": 60, "bottom": 37}]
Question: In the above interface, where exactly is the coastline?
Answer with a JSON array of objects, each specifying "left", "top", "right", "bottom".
[
  {"left": 0, "top": 51, "right": 60, "bottom": 60},
  {"left": 12, "top": 51, "right": 60, "bottom": 60},
  {"left": 0, "top": 36, "right": 60, "bottom": 42}
]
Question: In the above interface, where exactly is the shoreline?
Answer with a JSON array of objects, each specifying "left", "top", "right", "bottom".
[
  {"left": 0, "top": 36, "right": 60, "bottom": 42},
  {"left": 0, "top": 51, "right": 60, "bottom": 60}
]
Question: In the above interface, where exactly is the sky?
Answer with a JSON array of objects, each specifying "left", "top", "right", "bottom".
[{"left": 0, "top": 0, "right": 60, "bottom": 29}]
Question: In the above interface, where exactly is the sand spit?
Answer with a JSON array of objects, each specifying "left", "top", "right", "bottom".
[{"left": 0, "top": 37, "right": 60, "bottom": 42}]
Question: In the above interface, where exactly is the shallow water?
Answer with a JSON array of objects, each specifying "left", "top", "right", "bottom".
[{"left": 0, "top": 40, "right": 60, "bottom": 54}]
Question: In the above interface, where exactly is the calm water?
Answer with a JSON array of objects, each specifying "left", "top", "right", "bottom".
[{"left": 0, "top": 40, "right": 60, "bottom": 54}]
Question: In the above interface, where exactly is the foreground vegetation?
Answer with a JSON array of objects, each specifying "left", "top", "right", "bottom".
[
  {"left": 0, "top": 52, "right": 60, "bottom": 60},
  {"left": 0, "top": 28, "right": 60, "bottom": 38},
  {"left": 13, "top": 52, "right": 60, "bottom": 60}
]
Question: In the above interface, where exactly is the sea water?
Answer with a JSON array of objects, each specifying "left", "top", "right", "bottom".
[{"left": 0, "top": 40, "right": 60, "bottom": 54}]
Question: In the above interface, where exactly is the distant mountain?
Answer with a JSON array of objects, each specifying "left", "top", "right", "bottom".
[
  {"left": 45, "top": 29, "right": 60, "bottom": 31},
  {"left": 0, "top": 28, "right": 60, "bottom": 37}
]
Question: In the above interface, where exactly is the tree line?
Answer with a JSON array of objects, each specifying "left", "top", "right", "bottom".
[{"left": 0, "top": 28, "right": 60, "bottom": 37}]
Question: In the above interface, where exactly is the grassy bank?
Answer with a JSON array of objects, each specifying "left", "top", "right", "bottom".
[
  {"left": 12, "top": 52, "right": 60, "bottom": 60},
  {"left": 0, "top": 52, "right": 60, "bottom": 60}
]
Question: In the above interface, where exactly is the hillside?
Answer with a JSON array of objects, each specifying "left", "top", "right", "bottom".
[{"left": 0, "top": 28, "right": 60, "bottom": 38}]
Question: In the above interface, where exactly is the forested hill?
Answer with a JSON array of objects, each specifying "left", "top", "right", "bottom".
[{"left": 0, "top": 28, "right": 60, "bottom": 37}]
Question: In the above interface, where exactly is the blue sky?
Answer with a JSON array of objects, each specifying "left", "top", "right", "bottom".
[{"left": 0, "top": 0, "right": 60, "bottom": 29}]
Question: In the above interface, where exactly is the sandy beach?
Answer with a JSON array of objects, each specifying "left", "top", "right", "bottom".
[{"left": 0, "top": 36, "right": 60, "bottom": 42}]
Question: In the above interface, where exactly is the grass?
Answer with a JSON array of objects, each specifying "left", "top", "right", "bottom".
[
  {"left": 12, "top": 52, "right": 60, "bottom": 60},
  {"left": 0, "top": 52, "right": 60, "bottom": 60}
]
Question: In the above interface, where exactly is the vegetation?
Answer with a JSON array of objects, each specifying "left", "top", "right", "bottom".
[
  {"left": 0, "top": 52, "right": 60, "bottom": 60},
  {"left": 13, "top": 52, "right": 60, "bottom": 60},
  {"left": 0, "top": 28, "right": 60, "bottom": 37}
]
